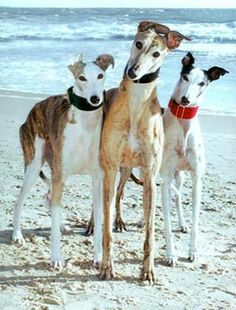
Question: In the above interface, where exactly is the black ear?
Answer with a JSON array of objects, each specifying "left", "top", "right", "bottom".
[
  {"left": 182, "top": 52, "right": 195, "bottom": 67},
  {"left": 207, "top": 66, "right": 229, "bottom": 81}
]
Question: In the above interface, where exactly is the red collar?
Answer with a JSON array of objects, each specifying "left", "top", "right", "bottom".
[{"left": 168, "top": 99, "right": 199, "bottom": 120}]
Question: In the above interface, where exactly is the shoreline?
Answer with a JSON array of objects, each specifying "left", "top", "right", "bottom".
[{"left": 1, "top": 89, "right": 236, "bottom": 135}]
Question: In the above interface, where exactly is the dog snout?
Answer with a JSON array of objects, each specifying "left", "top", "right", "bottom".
[
  {"left": 90, "top": 96, "right": 100, "bottom": 104},
  {"left": 127, "top": 68, "right": 137, "bottom": 80},
  {"left": 181, "top": 96, "right": 190, "bottom": 105}
]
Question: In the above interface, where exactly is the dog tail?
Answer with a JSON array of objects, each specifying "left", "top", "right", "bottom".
[
  {"left": 130, "top": 172, "right": 161, "bottom": 187},
  {"left": 130, "top": 172, "right": 144, "bottom": 186},
  {"left": 39, "top": 170, "right": 51, "bottom": 188}
]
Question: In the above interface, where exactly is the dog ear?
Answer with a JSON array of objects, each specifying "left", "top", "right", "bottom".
[
  {"left": 138, "top": 20, "right": 170, "bottom": 34},
  {"left": 207, "top": 66, "right": 229, "bottom": 81},
  {"left": 137, "top": 20, "right": 190, "bottom": 50},
  {"left": 166, "top": 31, "right": 191, "bottom": 49},
  {"left": 94, "top": 54, "right": 115, "bottom": 71},
  {"left": 68, "top": 53, "right": 85, "bottom": 76},
  {"left": 182, "top": 52, "right": 195, "bottom": 67}
]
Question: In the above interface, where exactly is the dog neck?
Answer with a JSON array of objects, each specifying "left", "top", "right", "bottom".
[
  {"left": 127, "top": 76, "right": 158, "bottom": 106},
  {"left": 120, "top": 75, "right": 160, "bottom": 130},
  {"left": 165, "top": 101, "right": 199, "bottom": 141}
]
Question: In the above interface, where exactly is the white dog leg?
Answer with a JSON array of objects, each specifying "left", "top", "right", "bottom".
[
  {"left": 92, "top": 175, "right": 103, "bottom": 268},
  {"left": 50, "top": 176, "right": 64, "bottom": 269},
  {"left": 50, "top": 204, "right": 63, "bottom": 269},
  {"left": 189, "top": 173, "right": 202, "bottom": 261},
  {"left": 174, "top": 171, "right": 188, "bottom": 233},
  {"left": 162, "top": 177, "right": 177, "bottom": 266},
  {"left": 12, "top": 137, "right": 44, "bottom": 244}
]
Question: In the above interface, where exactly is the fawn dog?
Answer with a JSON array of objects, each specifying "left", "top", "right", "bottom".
[
  {"left": 99, "top": 21, "right": 189, "bottom": 283},
  {"left": 12, "top": 54, "right": 114, "bottom": 269}
]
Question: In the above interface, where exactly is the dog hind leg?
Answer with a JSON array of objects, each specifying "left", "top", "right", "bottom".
[
  {"left": 189, "top": 172, "right": 202, "bottom": 261},
  {"left": 114, "top": 167, "right": 132, "bottom": 232},
  {"left": 12, "top": 137, "right": 45, "bottom": 244}
]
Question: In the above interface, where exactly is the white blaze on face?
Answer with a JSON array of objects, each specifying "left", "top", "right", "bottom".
[
  {"left": 127, "top": 32, "right": 168, "bottom": 80},
  {"left": 75, "top": 62, "right": 106, "bottom": 105},
  {"left": 173, "top": 68, "right": 209, "bottom": 106}
]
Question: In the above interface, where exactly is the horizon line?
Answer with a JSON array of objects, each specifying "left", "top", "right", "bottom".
[{"left": 0, "top": 5, "right": 235, "bottom": 9}]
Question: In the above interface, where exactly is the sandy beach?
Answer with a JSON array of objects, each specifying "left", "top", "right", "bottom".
[{"left": 0, "top": 90, "right": 235, "bottom": 309}]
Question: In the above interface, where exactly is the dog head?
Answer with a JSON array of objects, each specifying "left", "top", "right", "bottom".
[
  {"left": 68, "top": 54, "right": 114, "bottom": 106},
  {"left": 172, "top": 52, "right": 229, "bottom": 106},
  {"left": 125, "top": 21, "right": 190, "bottom": 81}
]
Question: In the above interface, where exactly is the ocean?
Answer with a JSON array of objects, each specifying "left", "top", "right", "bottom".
[{"left": 0, "top": 7, "right": 235, "bottom": 114}]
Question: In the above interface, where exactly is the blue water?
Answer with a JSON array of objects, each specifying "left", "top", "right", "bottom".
[{"left": 0, "top": 7, "right": 235, "bottom": 114}]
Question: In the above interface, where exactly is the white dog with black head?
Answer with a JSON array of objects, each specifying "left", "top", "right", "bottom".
[{"left": 161, "top": 52, "right": 228, "bottom": 266}]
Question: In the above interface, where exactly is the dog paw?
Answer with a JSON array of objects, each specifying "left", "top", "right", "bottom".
[
  {"left": 60, "top": 224, "right": 72, "bottom": 234},
  {"left": 12, "top": 230, "right": 25, "bottom": 245},
  {"left": 93, "top": 253, "right": 102, "bottom": 270},
  {"left": 100, "top": 261, "right": 115, "bottom": 280},
  {"left": 166, "top": 255, "right": 178, "bottom": 267},
  {"left": 50, "top": 259, "right": 63, "bottom": 270},
  {"left": 93, "top": 260, "right": 101, "bottom": 270},
  {"left": 114, "top": 216, "right": 127, "bottom": 232},
  {"left": 140, "top": 269, "right": 155, "bottom": 284},
  {"left": 179, "top": 225, "right": 188, "bottom": 233},
  {"left": 188, "top": 252, "right": 199, "bottom": 262}
]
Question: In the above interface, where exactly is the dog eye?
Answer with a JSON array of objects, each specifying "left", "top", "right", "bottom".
[
  {"left": 135, "top": 41, "right": 143, "bottom": 49},
  {"left": 199, "top": 81, "right": 205, "bottom": 86},
  {"left": 183, "top": 74, "right": 189, "bottom": 81},
  {"left": 79, "top": 76, "right": 87, "bottom": 82},
  {"left": 153, "top": 51, "right": 160, "bottom": 58},
  {"left": 97, "top": 73, "right": 104, "bottom": 80}
]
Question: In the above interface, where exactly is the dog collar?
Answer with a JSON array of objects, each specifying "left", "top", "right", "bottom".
[
  {"left": 67, "top": 86, "right": 104, "bottom": 111},
  {"left": 168, "top": 99, "right": 199, "bottom": 119}
]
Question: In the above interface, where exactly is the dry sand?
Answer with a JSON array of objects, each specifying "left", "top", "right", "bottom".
[{"left": 0, "top": 90, "right": 235, "bottom": 309}]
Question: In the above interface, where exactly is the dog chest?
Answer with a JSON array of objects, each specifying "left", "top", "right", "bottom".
[{"left": 62, "top": 113, "right": 102, "bottom": 175}]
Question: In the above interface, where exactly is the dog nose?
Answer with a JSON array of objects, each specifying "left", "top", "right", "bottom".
[
  {"left": 127, "top": 68, "right": 137, "bottom": 79},
  {"left": 181, "top": 96, "right": 190, "bottom": 105},
  {"left": 90, "top": 96, "right": 100, "bottom": 104}
]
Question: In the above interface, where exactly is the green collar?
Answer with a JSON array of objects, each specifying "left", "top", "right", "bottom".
[{"left": 67, "top": 86, "right": 104, "bottom": 111}]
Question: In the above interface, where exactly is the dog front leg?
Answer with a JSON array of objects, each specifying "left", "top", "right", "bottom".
[
  {"left": 174, "top": 171, "right": 188, "bottom": 233},
  {"left": 162, "top": 176, "right": 177, "bottom": 266},
  {"left": 92, "top": 175, "right": 103, "bottom": 269},
  {"left": 141, "top": 172, "right": 156, "bottom": 283},
  {"left": 189, "top": 173, "right": 202, "bottom": 261},
  {"left": 100, "top": 168, "right": 117, "bottom": 280},
  {"left": 50, "top": 178, "right": 64, "bottom": 269}
]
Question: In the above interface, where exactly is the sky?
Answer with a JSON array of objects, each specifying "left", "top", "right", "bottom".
[{"left": 0, "top": 0, "right": 235, "bottom": 8}]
